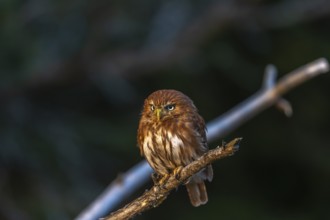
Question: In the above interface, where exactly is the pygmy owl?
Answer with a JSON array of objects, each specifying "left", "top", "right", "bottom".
[{"left": 137, "top": 89, "right": 213, "bottom": 207}]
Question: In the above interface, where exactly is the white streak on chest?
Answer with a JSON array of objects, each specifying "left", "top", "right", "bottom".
[
  {"left": 169, "top": 132, "right": 185, "bottom": 165},
  {"left": 142, "top": 131, "right": 154, "bottom": 160},
  {"left": 166, "top": 132, "right": 183, "bottom": 149}
]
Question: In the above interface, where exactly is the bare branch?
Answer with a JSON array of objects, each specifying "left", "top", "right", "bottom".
[
  {"left": 103, "top": 138, "right": 241, "bottom": 220},
  {"left": 262, "top": 65, "right": 292, "bottom": 117},
  {"left": 75, "top": 58, "right": 329, "bottom": 220},
  {"left": 206, "top": 58, "right": 329, "bottom": 138},
  {"left": 275, "top": 99, "right": 293, "bottom": 117},
  {"left": 262, "top": 64, "right": 277, "bottom": 89}
]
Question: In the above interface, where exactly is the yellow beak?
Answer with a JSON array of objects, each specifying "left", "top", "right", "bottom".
[{"left": 155, "top": 108, "right": 162, "bottom": 121}]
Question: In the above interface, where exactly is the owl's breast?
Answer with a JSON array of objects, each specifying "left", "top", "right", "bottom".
[{"left": 142, "top": 126, "right": 199, "bottom": 175}]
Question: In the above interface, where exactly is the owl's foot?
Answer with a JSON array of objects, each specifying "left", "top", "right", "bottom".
[
  {"left": 152, "top": 173, "right": 170, "bottom": 190},
  {"left": 151, "top": 173, "right": 161, "bottom": 185},
  {"left": 173, "top": 166, "right": 184, "bottom": 181},
  {"left": 152, "top": 166, "right": 185, "bottom": 189},
  {"left": 173, "top": 166, "right": 192, "bottom": 184},
  {"left": 158, "top": 174, "right": 170, "bottom": 187}
]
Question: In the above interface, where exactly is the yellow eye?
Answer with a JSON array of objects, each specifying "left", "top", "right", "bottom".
[{"left": 165, "top": 104, "right": 175, "bottom": 111}]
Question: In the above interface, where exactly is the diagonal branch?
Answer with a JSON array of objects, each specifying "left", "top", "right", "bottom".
[
  {"left": 75, "top": 58, "right": 329, "bottom": 220},
  {"left": 103, "top": 138, "right": 242, "bottom": 220}
]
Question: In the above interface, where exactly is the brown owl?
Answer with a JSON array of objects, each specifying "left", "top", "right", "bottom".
[{"left": 137, "top": 89, "right": 213, "bottom": 207}]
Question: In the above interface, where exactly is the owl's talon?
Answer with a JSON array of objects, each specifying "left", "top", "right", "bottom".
[
  {"left": 151, "top": 173, "right": 161, "bottom": 185},
  {"left": 152, "top": 174, "right": 169, "bottom": 192},
  {"left": 174, "top": 166, "right": 191, "bottom": 185},
  {"left": 152, "top": 174, "right": 170, "bottom": 189},
  {"left": 158, "top": 174, "right": 170, "bottom": 188},
  {"left": 173, "top": 166, "right": 184, "bottom": 180}
]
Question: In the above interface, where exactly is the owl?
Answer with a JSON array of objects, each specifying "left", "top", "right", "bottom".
[{"left": 137, "top": 89, "right": 213, "bottom": 206}]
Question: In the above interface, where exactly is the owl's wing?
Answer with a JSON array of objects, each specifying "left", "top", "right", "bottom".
[
  {"left": 193, "top": 114, "right": 208, "bottom": 152},
  {"left": 192, "top": 113, "right": 213, "bottom": 181}
]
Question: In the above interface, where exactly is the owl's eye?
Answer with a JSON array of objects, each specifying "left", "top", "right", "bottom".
[
  {"left": 165, "top": 104, "right": 175, "bottom": 111},
  {"left": 150, "top": 105, "right": 155, "bottom": 111}
]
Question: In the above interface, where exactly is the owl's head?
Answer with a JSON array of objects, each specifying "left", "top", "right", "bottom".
[{"left": 142, "top": 89, "right": 197, "bottom": 122}]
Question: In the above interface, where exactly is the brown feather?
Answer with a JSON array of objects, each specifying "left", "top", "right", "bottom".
[{"left": 186, "top": 181, "right": 208, "bottom": 207}]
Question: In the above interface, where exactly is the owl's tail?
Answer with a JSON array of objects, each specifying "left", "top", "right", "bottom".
[
  {"left": 186, "top": 181, "right": 208, "bottom": 207},
  {"left": 185, "top": 165, "right": 213, "bottom": 207}
]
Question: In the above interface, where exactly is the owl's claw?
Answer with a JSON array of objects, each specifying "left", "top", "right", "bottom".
[
  {"left": 173, "top": 166, "right": 184, "bottom": 181},
  {"left": 152, "top": 173, "right": 170, "bottom": 190},
  {"left": 151, "top": 166, "right": 185, "bottom": 189},
  {"left": 158, "top": 174, "right": 170, "bottom": 189},
  {"left": 151, "top": 173, "right": 161, "bottom": 185},
  {"left": 174, "top": 166, "right": 190, "bottom": 185}
]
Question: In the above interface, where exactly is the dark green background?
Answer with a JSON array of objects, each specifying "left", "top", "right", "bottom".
[{"left": 1, "top": 0, "right": 330, "bottom": 219}]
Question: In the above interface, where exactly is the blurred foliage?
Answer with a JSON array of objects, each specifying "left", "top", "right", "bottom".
[{"left": 0, "top": 0, "right": 330, "bottom": 219}]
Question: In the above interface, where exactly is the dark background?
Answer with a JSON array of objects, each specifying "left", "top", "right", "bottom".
[{"left": 1, "top": 0, "right": 330, "bottom": 219}]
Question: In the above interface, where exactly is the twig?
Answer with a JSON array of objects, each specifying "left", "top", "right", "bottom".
[
  {"left": 262, "top": 65, "right": 292, "bottom": 116},
  {"left": 206, "top": 58, "right": 329, "bottom": 138},
  {"left": 103, "top": 138, "right": 241, "bottom": 220},
  {"left": 75, "top": 58, "right": 329, "bottom": 220}
]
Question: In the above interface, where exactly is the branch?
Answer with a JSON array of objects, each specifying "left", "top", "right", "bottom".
[
  {"left": 206, "top": 58, "right": 329, "bottom": 138},
  {"left": 75, "top": 58, "right": 329, "bottom": 220},
  {"left": 103, "top": 138, "right": 241, "bottom": 220}
]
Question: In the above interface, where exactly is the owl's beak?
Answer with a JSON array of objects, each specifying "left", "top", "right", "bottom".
[{"left": 155, "top": 108, "right": 163, "bottom": 121}]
